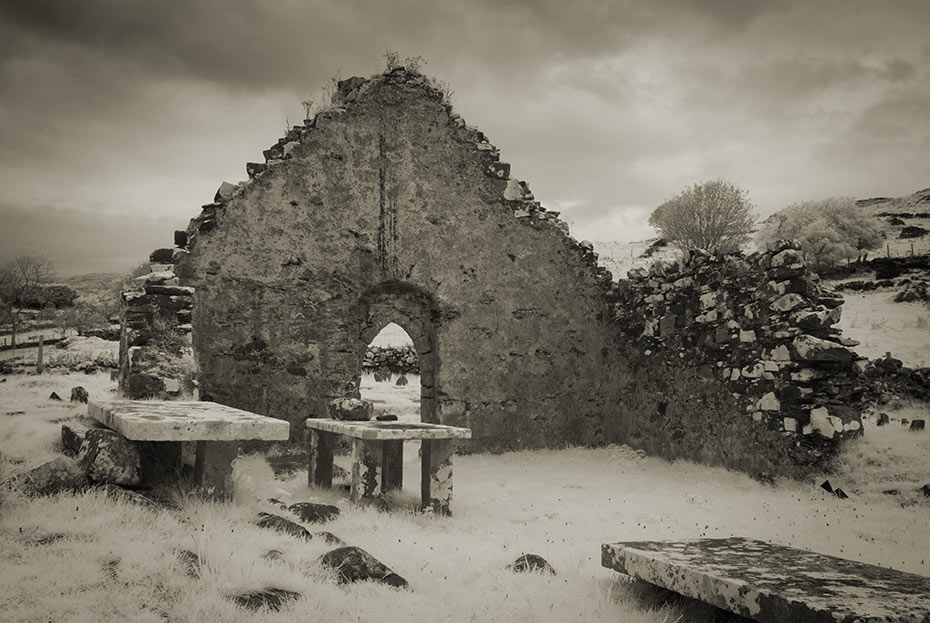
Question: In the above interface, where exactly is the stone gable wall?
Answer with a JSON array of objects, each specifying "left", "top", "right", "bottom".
[{"left": 164, "top": 68, "right": 620, "bottom": 449}]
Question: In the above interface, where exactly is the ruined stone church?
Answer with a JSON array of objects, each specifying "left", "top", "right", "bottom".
[{"left": 122, "top": 67, "right": 865, "bottom": 477}]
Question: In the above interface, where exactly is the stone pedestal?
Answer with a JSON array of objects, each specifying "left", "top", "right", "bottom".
[
  {"left": 308, "top": 429, "right": 335, "bottom": 487},
  {"left": 350, "top": 439, "right": 382, "bottom": 501},
  {"left": 193, "top": 441, "right": 238, "bottom": 496},
  {"left": 422, "top": 439, "right": 453, "bottom": 515}
]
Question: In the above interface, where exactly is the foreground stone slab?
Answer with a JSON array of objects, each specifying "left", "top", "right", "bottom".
[
  {"left": 88, "top": 400, "right": 289, "bottom": 496},
  {"left": 88, "top": 400, "right": 289, "bottom": 441},
  {"left": 602, "top": 537, "right": 930, "bottom": 623}
]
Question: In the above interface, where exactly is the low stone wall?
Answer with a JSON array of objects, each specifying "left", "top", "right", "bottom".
[
  {"left": 118, "top": 254, "right": 195, "bottom": 399},
  {"left": 610, "top": 240, "right": 864, "bottom": 477}
]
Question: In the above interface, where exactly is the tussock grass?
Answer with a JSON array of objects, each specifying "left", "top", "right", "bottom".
[{"left": 2, "top": 371, "right": 929, "bottom": 622}]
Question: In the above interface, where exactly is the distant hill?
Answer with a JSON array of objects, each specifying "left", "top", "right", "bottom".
[
  {"left": 855, "top": 187, "right": 930, "bottom": 258},
  {"left": 61, "top": 272, "right": 125, "bottom": 308}
]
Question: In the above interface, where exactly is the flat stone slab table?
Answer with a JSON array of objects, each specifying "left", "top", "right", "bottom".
[
  {"left": 305, "top": 419, "right": 471, "bottom": 515},
  {"left": 88, "top": 400, "right": 290, "bottom": 495},
  {"left": 602, "top": 537, "right": 930, "bottom": 623}
]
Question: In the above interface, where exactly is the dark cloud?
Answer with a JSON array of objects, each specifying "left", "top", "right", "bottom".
[
  {"left": 0, "top": 203, "right": 183, "bottom": 275},
  {"left": 1, "top": 0, "right": 929, "bottom": 272}
]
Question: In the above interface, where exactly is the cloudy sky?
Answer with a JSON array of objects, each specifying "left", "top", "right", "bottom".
[{"left": 1, "top": 1, "right": 928, "bottom": 275}]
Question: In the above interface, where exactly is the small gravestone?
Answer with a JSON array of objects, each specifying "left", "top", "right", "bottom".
[
  {"left": 256, "top": 513, "right": 312, "bottom": 539},
  {"left": 49, "top": 392, "right": 62, "bottom": 401},
  {"left": 287, "top": 501, "right": 340, "bottom": 523},
  {"left": 508, "top": 553, "right": 556, "bottom": 575},
  {"left": 319, "top": 546, "right": 408, "bottom": 588},
  {"left": 876, "top": 412, "right": 890, "bottom": 426},
  {"left": 70, "top": 386, "right": 89, "bottom": 403},
  {"left": 232, "top": 588, "right": 301, "bottom": 612},
  {"left": 395, "top": 375, "right": 408, "bottom": 386},
  {"left": 909, "top": 419, "right": 925, "bottom": 432}
]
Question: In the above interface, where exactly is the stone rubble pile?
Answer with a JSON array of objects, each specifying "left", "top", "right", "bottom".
[{"left": 614, "top": 239, "right": 864, "bottom": 471}]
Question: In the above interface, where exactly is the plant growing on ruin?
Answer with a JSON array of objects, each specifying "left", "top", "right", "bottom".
[
  {"left": 757, "top": 197, "right": 882, "bottom": 274},
  {"left": 649, "top": 179, "right": 756, "bottom": 253}
]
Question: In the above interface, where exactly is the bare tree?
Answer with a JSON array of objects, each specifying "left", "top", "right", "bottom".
[
  {"left": 649, "top": 179, "right": 756, "bottom": 253},
  {"left": 0, "top": 253, "right": 55, "bottom": 348}
]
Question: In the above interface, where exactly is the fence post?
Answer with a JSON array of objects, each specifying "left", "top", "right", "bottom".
[
  {"left": 886, "top": 244, "right": 890, "bottom": 258},
  {"left": 36, "top": 334, "right": 44, "bottom": 375}
]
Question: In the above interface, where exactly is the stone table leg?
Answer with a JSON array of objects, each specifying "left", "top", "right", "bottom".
[
  {"left": 381, "top": 440, "right": 404, "bottom": 492},
  {"left": 421, "top": 439, "right": 454, "bottom": 515},
  {"left": 193, "top": 441, "right": 238, "bottom": 497},
  {"left": 350, "top": 439, "right": 383, "bottom": 503},
  {"left": 308, "top": 429, "right": 336, "bottom": 488}
]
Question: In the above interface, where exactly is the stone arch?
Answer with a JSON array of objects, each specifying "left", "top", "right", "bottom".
[{"left": 353, "top": 281, "right": 438, "bottom": 424}]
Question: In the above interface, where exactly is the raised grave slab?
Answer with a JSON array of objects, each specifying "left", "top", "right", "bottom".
[
  {"left": 88, "top": 400, "right": 289, "bottom": 441},
  {"left": 88, "top": 400, "right": 289, "bottom": 495},
  {"left": 305, "top": 419, "right": 471, "bottom": 514},
  {"left": 602, "top": 537, "right": 930, "bottom": 623}
]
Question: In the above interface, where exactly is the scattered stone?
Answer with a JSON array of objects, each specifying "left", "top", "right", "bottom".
[
  {"left": 263, "top": 549, "right": 285, "bottom": 563},
  {"left": 820, "top": 480, "right": 848, "bottom": 499},
  {"left": 899, "top": 225, "right": 928, "bottom": 239},
  {"left": 11, "top": 456, "right": 87, "bottom": 495},
  {"left": 910, "top": 419, "right": 925, "bottom": 432},
  {"left": 77, "top": 428, "right": 142, "bottom": 486},
  {"left": 69, "top": 386, "right": 89, "bottom": 403},
  {"left": 920, "top": 484, "right": 930, "bottom": 498},
  {"left": 882, "top": 489, "right": 900, "bottom": 496},
  {"left": 395, "top": 375, "right": 408, "bottom": 386},
  {"left": 176, "top": 549, "right": 200, "bottom": 578},
  {"left": 313, "top": 531, "right": 346, "bottom": 546},
  {"left": 61, "top": 421, "right": 93, "bottom": 455},
  {"left": 231, "top": 588, "right": 301, "bottom": 612},
  {"left": 319, "top": 546, "right": 409, "bottom": 588},
  {"left": 49, "top": 392, "right": 62, "bottom": 401},
  {"left": 329, "top": 397, "right": 373, "bottom": 421},
  {"left": 287, "top": 502, "right": 340, "bottom": 523},
  {"left": 508, "top": 553, "right": 556, "bottom": 575},
  {"left": 267, "top": 497, "right": 289, "bottom": 510},
  {"left": 256, "top": 513, "right": 312, "bottom": 539},
  {"left": 376, "top": 414, "right": 398, "bottom": 422},
  {"left": 876, "top": 413, "right": 890, "bottom": 426}
]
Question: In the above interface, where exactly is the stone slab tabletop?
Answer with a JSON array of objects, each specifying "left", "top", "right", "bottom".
[
  {"left": 602, "top": 537, "right": 930, "bottom": 623},
  {"left": 88, "top": 400, "right": 290, "bottom": 442},
  {"left": 305, "top": 418, "right": 472, "bottom": 441}
]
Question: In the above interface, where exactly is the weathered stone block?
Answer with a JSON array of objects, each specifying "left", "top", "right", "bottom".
[
  {"left": 77, "top": 429, "right": 142, "bottom": 485},
  {"left": 11, "top": 456, "right": 87, "bottom": 495},
  {"left": 792, "top": 335, "right": 853, "bottom": 362},
  {"left": 329, "top": 398, "right": 373, "bottom": 421}
]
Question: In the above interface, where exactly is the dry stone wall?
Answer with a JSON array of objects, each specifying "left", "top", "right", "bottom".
[{"left": 609, "top": 240, "right": 863, "bottom": 476}]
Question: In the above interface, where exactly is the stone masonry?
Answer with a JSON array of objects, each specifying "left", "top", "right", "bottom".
[
  {"left": 121, "top": 67, "right": 865, "bottom": 477},
  {"left": 609, "top": 241, "right": 863, "bottom": 476}
]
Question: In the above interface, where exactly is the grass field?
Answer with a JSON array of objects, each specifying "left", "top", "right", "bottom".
[{"left": 1, "top": 371, "right": 928, "bottom": 623}]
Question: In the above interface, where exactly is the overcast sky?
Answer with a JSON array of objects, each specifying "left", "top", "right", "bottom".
[{"left": 1, "top": 1, "right": 928, "bottom": 275}]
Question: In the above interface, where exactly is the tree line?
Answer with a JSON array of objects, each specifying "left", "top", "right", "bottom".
[{"left": 648, "top": 179, "right": 884, "bottom": 273}]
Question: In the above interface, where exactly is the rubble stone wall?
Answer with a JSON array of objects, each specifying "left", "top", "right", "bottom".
[
  {"left": 118, "top": 259, "right": 194, "bottom": 399},
  {"left": 609, "top": 241, "right": 863, "bottom": 476}
]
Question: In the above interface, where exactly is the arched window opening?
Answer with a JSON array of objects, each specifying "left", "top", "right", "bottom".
[{"left": 360, "top": 322, "right": 421, "bottom": 423}]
